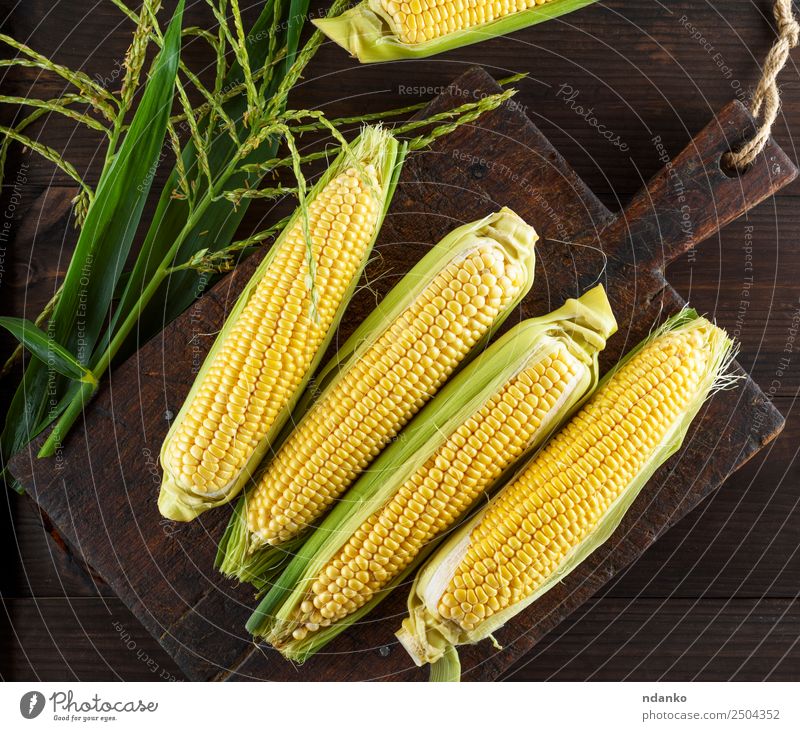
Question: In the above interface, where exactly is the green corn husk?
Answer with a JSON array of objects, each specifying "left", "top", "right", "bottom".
[
  {"left": 245, "top": 285, "right": 618, "bottom": 661},
  {"left": 158, "top": 126, "right": 406, "bottom": 522},
  {"left": 216, "top": 206, "right": 540, "bottom": 586},
  {"left": 313, "top": 0, "right": 599, "bottom": 63},
  {"left": 396, "top": 310, "right": 737, "bottom": 680}
]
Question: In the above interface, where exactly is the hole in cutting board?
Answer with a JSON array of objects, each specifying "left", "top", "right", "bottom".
[
  {"left": 720, "top": 150, "right": 751, "bottom": 178},
  {"left": 719, "top": 127, "right": 759, "bottom": 178}
]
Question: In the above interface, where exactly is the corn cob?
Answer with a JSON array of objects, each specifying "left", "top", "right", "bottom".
[
  {"left": 314, "top": 0, "right": 599, "bottom": 62},
  {"left": 245, "top": 286, "right": 617, "bottom": 660},
  {"left": 397, "top": 311, "right": 736, "bottom": 680},
  {"left": 217, "top": 208, "right": 538, "bottom": 584},
  {"left": 158, "top": 127, "right": 405, "bottom": 521}
]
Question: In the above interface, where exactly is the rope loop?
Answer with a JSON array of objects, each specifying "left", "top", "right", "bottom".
[{"left": 723, "top": 0, "right": 799, "bottom": 171}]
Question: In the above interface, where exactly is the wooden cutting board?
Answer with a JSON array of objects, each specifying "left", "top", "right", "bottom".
[{"left": 9, "top": 67, "right": 796, "bottom": 681}]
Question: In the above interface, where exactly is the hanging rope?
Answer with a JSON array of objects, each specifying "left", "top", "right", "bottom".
[{"left": 724, "top": 0, "right": 799, "bottom": 170}]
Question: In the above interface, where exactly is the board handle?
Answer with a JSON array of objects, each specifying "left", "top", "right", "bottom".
[{"left": 607, "top": 100, "right": 796, "bottom": 269}]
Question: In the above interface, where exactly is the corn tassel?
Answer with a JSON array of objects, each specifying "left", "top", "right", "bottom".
[
  {"left": 396, "top": 310, "right": 737, "bottom": 679},
  {"left": 245, "top": 286, "right": 617, "bottom": 661},
  {"left": 158, "top": 127, "right": 405, "bottom": 521}
]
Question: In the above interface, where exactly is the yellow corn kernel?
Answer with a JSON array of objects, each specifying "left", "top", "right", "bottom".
[
  {"left": 244, "top": 242, "right": 527, "bottom": 546},
  {"left": 281, "top": 345, "right": 582, "bottom": 640},
  {"left": 163, "top": 166, "right": 379, "bottom": 499},
  {"left": 382, "top": 0, "right": 555, "bottom": 44},
  {"left": 438, "top": 324, "right": 717, "bottom": 631}
]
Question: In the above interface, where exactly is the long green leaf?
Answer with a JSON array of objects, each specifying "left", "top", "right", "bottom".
[
  {"left": 283, "top": 0, "right": 311, "bottom": 71},
  {"left": 0, "top": 0, "right": 184, "bottom": 481},
  {"left": 0, "top": 317, "right": 97, "bottom": 385}
]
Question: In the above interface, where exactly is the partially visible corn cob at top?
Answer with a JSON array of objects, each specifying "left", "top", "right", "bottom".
[
  {"left": 397, "top": 311, "right": 736, "bottom": 680},
  {"left": 314, "top": 0, "right": 599, "bottom": 62},
  {"left": 216, "top": 208, "right": 538, "bottom": 584},
  {"left": 158, "top": 127, "right": 405, "bottom": 521},
  {"left": 245, "top": 286, "right": 617, "bottom": 660}
]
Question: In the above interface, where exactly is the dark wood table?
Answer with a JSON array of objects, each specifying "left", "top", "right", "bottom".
[{"left": 1, "top": 0, "right": 798, "bottom": 681}]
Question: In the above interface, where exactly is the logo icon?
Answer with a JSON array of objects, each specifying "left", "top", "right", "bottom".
[{"left": 20, "top": 691, "right": 45, "bottom": 720}]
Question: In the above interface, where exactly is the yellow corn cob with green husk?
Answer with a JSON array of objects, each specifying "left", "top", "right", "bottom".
[
  {"left": 158, "top": 127, "right": 405, "bottom": 521},
  {"left": 396, "top": 311, "right": 737, "bottom": 680},
  {"left": 245, "top": 286, "right": 617, "bottom": 660},
  {"left": 314, "top": 0, "right": 599, "bottom": 62},
  {"left": 216, "top": 207, "right": 538, "bottom": 584}
]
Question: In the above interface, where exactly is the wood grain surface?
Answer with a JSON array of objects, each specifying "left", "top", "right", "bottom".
[{"left": 2, "top": 0, "right": 799, "bottom": 682}]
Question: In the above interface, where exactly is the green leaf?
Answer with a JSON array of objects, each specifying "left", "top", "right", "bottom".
[
  {"left": 1, "top": 0, "right": 184, "bottom": 476},
  {"left": 0, "top": 317, "right": 97, "bottom": 385},
  {"left": 284, "top": 0, "right": 312, "bottom": 71}
]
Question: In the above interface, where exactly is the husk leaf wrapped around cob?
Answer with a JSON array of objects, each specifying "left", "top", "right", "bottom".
[
  {"left": 245, "top": 285, "right": 617, "bottom": 661},
  {"left": 396, "top": 310, "right": 737, "bottom": 681},
  {"left": 216, "top": 207, "right": 538, "bottom": 585},
  {"left": 314, "top": 0, "right": 599, "bottom": 63},
  {"left": 159, "top": 126, "right": 405, "bottom": 521}
]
